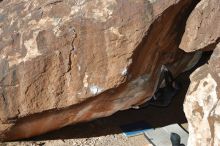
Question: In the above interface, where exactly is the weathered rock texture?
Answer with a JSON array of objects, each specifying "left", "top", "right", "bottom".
[
  {"left": 181, "top": 0, "right": 220, "bottom": 145},
  {"left": 0, "top": 0, "right": 199, "bottom": 141},
  {"left": 180, "top": 0, "right": 220, "bottom": 52}
]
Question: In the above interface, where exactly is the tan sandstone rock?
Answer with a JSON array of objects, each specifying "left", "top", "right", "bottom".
[
  {"left": 0, "top": 0, "right": 198, "bottom": 141},
  {"left": 180, "top": 0, "right": 220, "bottom": 52},
  {"left": 184, "top": 43, "right": 220, "bottom": 146},
  {"left": 181, "top": 0, "right": 220, "bottom": 145}
]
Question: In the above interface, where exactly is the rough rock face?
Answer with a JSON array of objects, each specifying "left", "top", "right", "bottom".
[
  {"left": 0, "top": 0, "right": 198, "bottom": 141},
  {"left": 180, "top": 0, "right": 220, "bottom": 52},
  {"left": 181, "top": 0, "right": 220, "bottom": 145},
  {"left": 184, "top": 44, "right": 220, "bottom": 146}
]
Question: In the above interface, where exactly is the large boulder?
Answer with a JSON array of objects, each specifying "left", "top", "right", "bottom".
[
  {"left": 180, "top": 0, "right": 220, "bottom": 145},
  {"left": 0, "top": 0, "right": 198, "bottom": 141},
  {"left": 184, "top": 43, "right": 220, "bottom": 146},
  {"left": 180, "top": 0, "right": 220, "bottom": 52}
]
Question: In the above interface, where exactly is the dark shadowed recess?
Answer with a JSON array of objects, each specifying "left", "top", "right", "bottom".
[{"left": 22, "top": 51, "right": 212, "bottom": 141}]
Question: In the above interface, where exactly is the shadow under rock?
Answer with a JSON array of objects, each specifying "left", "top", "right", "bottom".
[{"left": 24, "top": 51, "right": 212, "bottom": 141}]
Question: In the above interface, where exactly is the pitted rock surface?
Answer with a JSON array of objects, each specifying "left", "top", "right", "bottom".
[{"left": 180, "top": 0, "right": 220, "bottom": 145}]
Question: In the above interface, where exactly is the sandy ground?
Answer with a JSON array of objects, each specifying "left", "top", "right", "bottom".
[
  {"left": 0, "top": 123, "right": 188, "bottom": 146},
  {"left": 1, "top": 134, "right": 151, "bottom": 146}
]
